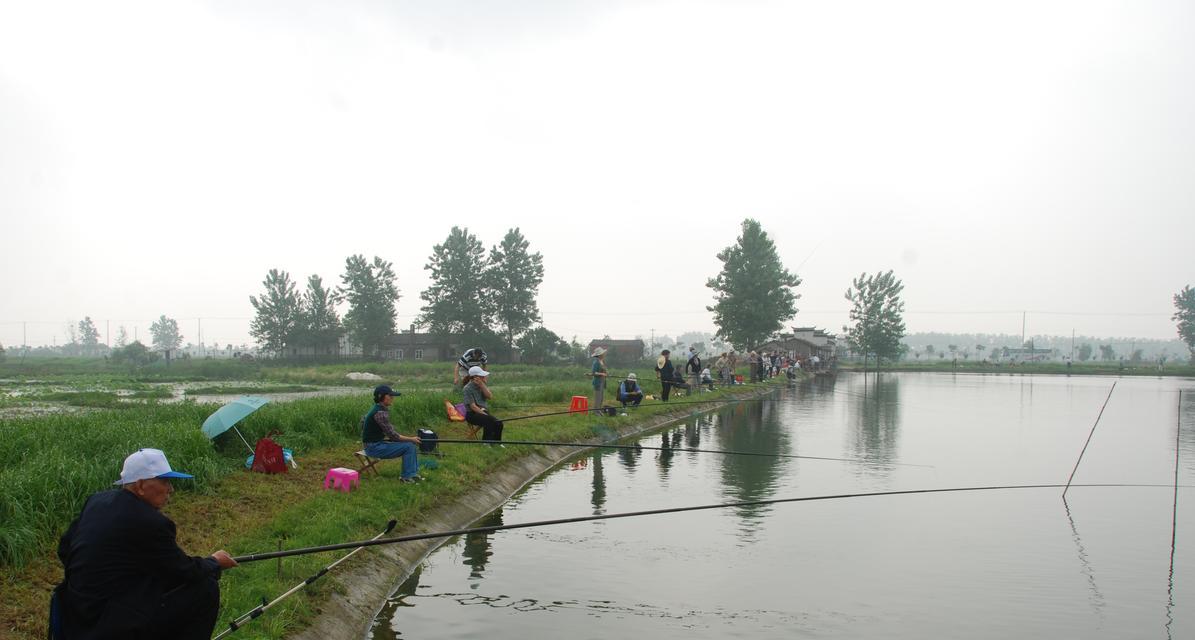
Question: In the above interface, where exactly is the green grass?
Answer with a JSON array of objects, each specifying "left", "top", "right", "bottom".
[{"left": 185, "top": 385, "right": 320, "bottom": 395}]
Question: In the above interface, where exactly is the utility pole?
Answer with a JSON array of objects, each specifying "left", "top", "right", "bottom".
[
  {"left": 1070, "top": 328, "right": 1074, "bottom": 362},
  {"left": 1021, "top": 311, "right": 1026, "bottom": 347}
]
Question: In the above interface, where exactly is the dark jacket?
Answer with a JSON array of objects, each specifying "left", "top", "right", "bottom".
[
  {"left": 657, "top": 359, "right": 674, "bottom": 381},
  {"left": 56, "top": 489, "right": 221, "bottom": 638}
]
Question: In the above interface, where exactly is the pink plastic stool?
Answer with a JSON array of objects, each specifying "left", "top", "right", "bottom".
[{"left": 323, "top": 467, "right": 360, "bottom": 493}]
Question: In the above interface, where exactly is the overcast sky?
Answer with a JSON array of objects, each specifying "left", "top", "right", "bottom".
[{"left": 2, "top": 0, "right": 1192, "bottom": 349}]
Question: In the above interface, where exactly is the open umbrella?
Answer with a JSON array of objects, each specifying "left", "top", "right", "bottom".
[{"left": 202, "top": 396, "right": 269, "bottom": 454}]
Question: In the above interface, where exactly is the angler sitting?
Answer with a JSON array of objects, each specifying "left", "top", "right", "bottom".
[
  {"left": 670, "top": 366, "right": 691, "bottom": 396},
  {"left": 362, "top": 385, "right": 424, "bottom": 483},
  {"left": 463, "top": 366, "right": 504, "bottom": 444},
  {"left": 700, "top": 367, "right": 715, "bottom": 391},
  {"left": 618, "top": 373, "right": 644, "bottom": 409}
]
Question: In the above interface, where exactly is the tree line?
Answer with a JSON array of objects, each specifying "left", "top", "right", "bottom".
[{"left": 248, "top": 227, "right": 556, "bottom": 361}]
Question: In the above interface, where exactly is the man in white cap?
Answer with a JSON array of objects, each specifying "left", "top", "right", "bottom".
[
  {"left": 462, "top": 365, "right": 504, "bottom": 443},
  {"left": 53, "top": 448, "right": 236, "bottom": 639},
  {"left": 617, "top": 372, "right": 644, "bottom": 412}
]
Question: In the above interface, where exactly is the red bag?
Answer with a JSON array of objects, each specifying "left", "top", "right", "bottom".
[{"left": 251, "top": 431, "right": 288, "bottom": 474}]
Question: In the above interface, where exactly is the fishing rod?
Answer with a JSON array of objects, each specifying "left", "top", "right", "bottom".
[
  {"left": 435, "top": 438, "right": 934, "bottom": 467},
  {"left": 214, "top": 519, "right": 397, "bottom": 639},
  {"left": 231, "top": 483, "right": 1176, "bottom": 564},
  {"left": 498, "top": 396, "right": 780, "bottom": 422},
  {"left": 1063, "top": 382, "right": 1117, "bottom": 497}
]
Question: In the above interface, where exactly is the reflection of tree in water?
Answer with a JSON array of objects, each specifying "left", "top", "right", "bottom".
[
  {"left": 714, "top": 402, "right": 791, "bottom": 531},
  {"left": 591, "top": 453, "right": 606, "bottom": 514},
  {"left": 847, "top": 375, "right": 901, "bottom": 470},
  {"left": 617, "top": 439, "right": 642, "bottom": 470},
  {"left": 1180, "top": 391, "right": 1195, "bottom": 475},
  {"left": 462, "top": 509, "right": 504, "bottom": 581}
]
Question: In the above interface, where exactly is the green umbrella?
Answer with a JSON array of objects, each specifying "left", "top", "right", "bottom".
[{"left": 202, "top": 396, "right": 269, "bottom": 454}]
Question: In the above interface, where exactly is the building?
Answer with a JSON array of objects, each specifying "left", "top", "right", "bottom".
[
  {"left": 586, "top": 339, "right": 646, "bottom": 365},
  {"left": 383, "top": 331, "right": 458, "bottom": 362},
  {"left": 758, "top": 327, "right": 837, "bottom": 360}
]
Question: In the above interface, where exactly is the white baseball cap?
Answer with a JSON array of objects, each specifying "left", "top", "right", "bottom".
[
  {"left": 114, "top": 448, "right": 194, "bottom": 485},
  {"left": 467, "top": 365, "right": 489, "bottom": 377}
]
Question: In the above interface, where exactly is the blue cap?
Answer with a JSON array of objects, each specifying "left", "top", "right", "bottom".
[{"left": 373, "top": 385, "right": 401, "bottom": 398}]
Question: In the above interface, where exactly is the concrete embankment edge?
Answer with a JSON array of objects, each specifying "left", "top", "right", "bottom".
[{"left": 290, "top": 390, "right": 776, "bottom": 640}]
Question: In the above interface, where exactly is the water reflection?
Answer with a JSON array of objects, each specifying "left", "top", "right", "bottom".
[
  {"left": 847, "top": 375, "right": 901, "bottom": 471},
  {"left": 370, "top": 565, "right": 424, "bottom": 639},
  {"left": 617, "top": 439, "right": 643, "bottom": 470},
  {"left": 656, "top": 430, "right": 676, "bottom": 478},
  {"left": 463, "top": 509, "right": 504, "bottom": 583},
  {"left": 714, "top": 402, "right": 790, "bottom": 533},
  {"left": 591, "top": 453, "right": 606, "bottom": 514}
]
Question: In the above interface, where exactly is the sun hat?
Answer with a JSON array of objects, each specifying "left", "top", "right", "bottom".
[
  {"left": 114, "top": 448, "right": 194, "bottom": 485},
  {"left": 627, "top": 372, "right": 637, "bottom": 380},
  {"left": 468, "top": 365, "right": 490, "bottom": 377},
  {"left": 591, "top": 347, "right": 607, "bottom": 357}
]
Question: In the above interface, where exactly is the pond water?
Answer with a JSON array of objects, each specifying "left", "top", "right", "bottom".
[{"left": 371, "top": 373, "right": 1194, "bottom": 639}]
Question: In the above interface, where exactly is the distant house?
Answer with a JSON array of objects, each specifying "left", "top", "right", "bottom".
[
  {"left": 586, "top": 339, "right": 646, "bottom": 365},
  {"left": 999, "top": 346, "right": 1056, "bottom": 362},
  {"left": 758, "top": 327, "right": 837, "bottom": 360},
  {"left": 384, "top": 329, "right": 459, "bottom": 362}
]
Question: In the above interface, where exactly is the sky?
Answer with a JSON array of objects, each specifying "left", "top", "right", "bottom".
[{"left": 1, "top": 0, "right": 1192, "bottom": 349}]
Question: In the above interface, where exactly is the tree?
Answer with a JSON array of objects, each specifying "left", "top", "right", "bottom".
[
  {"left": 419, "top": 227, "right": 488, "bottom": 339},
  {"left": 516, "top": 326, "right": 563, "bottom": 364},
  {"left": 976, "top": 344, "right": 986, "bottom": 360},
  {"left": 115, "top": 326, "right": 129, "bottom": 348},
  {"left": 149, "top": 315, "right": 183, "bottom": 358},
  {"left": 78, "top": 317, "right": 101, "bottom": 356},
  {"left": 297, "top": 274, "right": 343, "bottom": 355},
  {"left": 340, "top": 254, "right": 399, "bottom": 357},
  {"left": 488, "top": 228, "right": 544, "bottom": 357},
  {"left": 1099, "top": 344, "right": 1116, "bottom": 361},
  {"left": 250, "top": 269, "right": 301, "bottom": 357},
  {"left": 111, "top": 340, "right": 159, "bottom": 366},
  {"left": 1174, "top": 285, "right": 1195, "bottom": 360},
  {"left": 925, "top": 345, "right": 935, "bottom": 356},
  {"left": 1077, "top": 343, "right": 1093, "bottom": 362},
  {"left": 843, "top": 270, "right": 907, "bottom": 367},
  {"left": 0, "top": 342, "right": 5, "bottom": 363},
  {"left": 706, "top": 219, "right": 801, "bottom": 350}
]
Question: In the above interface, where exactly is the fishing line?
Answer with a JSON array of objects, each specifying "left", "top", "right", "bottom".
[
  {"left": 434, "top": 438, "right": 933, "bottom": 467},
  {"left": 231, "top": 483, "right": 1176, "bottom": 564},
  {"left": 1063, "top": 382, "right": 1117, "bottom": 497},
  {"left": 214, "top": 519, "right": 397, "bottom": 639},
  {"left": 1166, "top": 389, "right": 1182, "bottom": 638}
]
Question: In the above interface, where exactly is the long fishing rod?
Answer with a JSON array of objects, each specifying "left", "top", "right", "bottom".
[
  {"left": 498, "top": 395, "right": 781, "bottom": 422},
  {"left": 232, "top": 483, "right": 1177, "bottom": 564},
  {"left": 215, "top": 519, "right": 397, "bottom": 639},
  {"left": 435, "top": 438, "right": 934, "bottom": 467},
  {"left": 1063, "top": 382, "right": 1117, "bottom": 497}
]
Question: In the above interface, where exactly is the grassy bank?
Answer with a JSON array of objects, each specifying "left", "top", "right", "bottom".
[{"left": 1, "top": 364, "right": 766, "bottom": 639}]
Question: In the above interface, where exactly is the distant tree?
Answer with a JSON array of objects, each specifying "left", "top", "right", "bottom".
[
  {"left": 62, "top": 322, "right": 80, "bottom": 356},
  {"left": 78, "top": 317, "right": 101, "bottom": 356},
  {"left": 976, "top": 344, "right": 986, "bottom": 359},
  {"left": 488, "top": 228, "right": 544, "bottom": 358},
  {"left": 0, "top": 342, "right": 6, "bottom": 363},
  {"left": 1174, "top": 285, "right": 1195, "bottom": 360},
  {"left": 149, "top": 315, "right": 183, "bottom": 358},
  {"left": 706, "top": 219, "right": 801, "bottom": 350},
  {"left": 340, "top": 254, "right": 399, "bottom": 357},
  {"left": 516, "top": 326, "right": 563, "bottom": 364},
  {"left": 843, "top": 270, "right": 907, "bottom": 367},
  {"left": 296, "top": 274, "right": 343, "bottom": 355},
  {"left": 1099, "top": 344, "right": 1116, "bottom": 361},
  {"left": 947, "top": 344, "right": 958, "bottom": 357},
  {"left": 1130, "top": 349, "right": 1144, "bottom": 363},
  {"left": 250, "top": 269, "right": 301, "bottom": 357},
  {"left": 419, "top": 227, "right": 489, "bottom": 339},
  {"left": 111, "top": 340, "right": 158, "bottom": 366},
  {"left": 1077, "top": 343, "right": 1093, "bottom": 362},
  {"left": 925, "top": 345, "right": 935, "bottom": 356},
  {"left": 115, "top": 326, "right": 129, "bottom": 348}
]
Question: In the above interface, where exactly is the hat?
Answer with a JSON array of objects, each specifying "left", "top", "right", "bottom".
[
  {"left": 114, "top": 448, "right": 193, "bottom": 485},
  {"left": 373, "top": 384, "right": 401, "bottom": 398},
  {"left": 591, "top": 347, "right": 607, "bottom": 357},
  {"left": 627, "top": 372, "right": 637, "bottom": 380},
  {"left": 468, "top": 365, "right": 489, "bottom": 377}
]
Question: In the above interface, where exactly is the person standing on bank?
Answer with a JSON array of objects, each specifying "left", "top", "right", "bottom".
[
  {"left": 590, "top": 347, "right": 608, "bottom": 414},
  {"left": 463, "top": 366, "right": 504, "bottom": 443},
  {"left": 685, "top": 346, "right": 702, "bottom": 391},
  {"left": 53, "top": 448, "right": 237, "bottom": 639},
  {"left": 454, "top": 347, "right": 488, "bottom": 387},
  {"left": 362, "top": 385, "right": 423, "bottom": 483},
  {"left": 655, "top": 349, "right": 675, "bottom": 402}
]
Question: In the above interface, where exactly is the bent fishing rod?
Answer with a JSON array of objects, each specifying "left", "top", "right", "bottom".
[
  {"left": 214, "top": 519, "right": 397, "bottom": 639},
  {"left": 434, "top": 438, "right": 933, "bottom": 467},
  {"left": 231, "top": 483, "right": 1177, "bottom": 564}
]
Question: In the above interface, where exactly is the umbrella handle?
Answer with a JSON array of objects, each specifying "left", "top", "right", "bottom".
[{"left": 235, "top": 427, "right": 255, "bottom": 455}]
